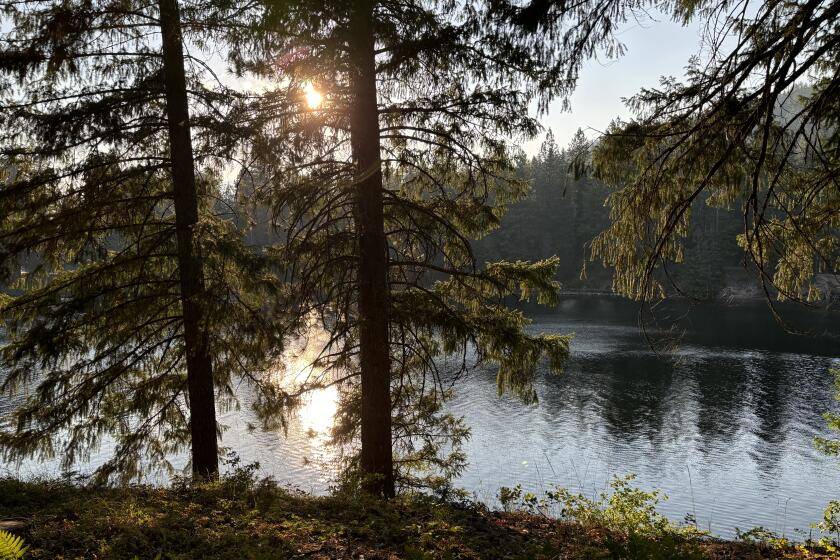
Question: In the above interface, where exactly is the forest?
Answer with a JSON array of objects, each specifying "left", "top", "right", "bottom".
[{"left": 0, "top": 0, "right": 839, "bottom": 558}]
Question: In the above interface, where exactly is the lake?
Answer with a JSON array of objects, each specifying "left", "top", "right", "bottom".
[{"left": 2, "top": 295, "right": 839, "bottom": 539}]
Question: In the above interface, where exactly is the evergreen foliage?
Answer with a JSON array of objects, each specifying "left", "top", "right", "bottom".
[
  {"left": 577, "top": 0, "right": 840, "bottom": 305},
  {"left": 7, "top": 0, "right": 833, "bottom": 498},
  {"left": 476, "top": 130, "right": 614, "bottom": 289},
  {"left": 0, "top": 0, "right": 291, "bottom": 482},
  {"left": 224, "top": 0, "right": 578, "bottom": 494},
  {"left": 491, "top": 0, "right": 839, "bottom": 305},
  {"left": 476, "top": 129, "right": 748, "bottom": 298}
]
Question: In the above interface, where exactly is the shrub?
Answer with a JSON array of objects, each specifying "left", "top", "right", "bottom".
[
  {"left": 811, "top": 500, "right": 840, "bottom": 555},
  {"left": 498, "top": 475, "right": 708, "bottom": 559}
]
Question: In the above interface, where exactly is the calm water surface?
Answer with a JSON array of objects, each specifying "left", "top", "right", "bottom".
[
  {"left": 3, "top": 296, "right": 840, "bottom": 539},
  {"left": 451, "top": 297, "right": 840, "bottom": 539}
]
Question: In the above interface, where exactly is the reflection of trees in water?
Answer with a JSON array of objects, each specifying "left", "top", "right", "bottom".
[
  {"left": 745, "top": 354, "right": 788, "bottom": 474},
  {"left": 599, "top": 355, "right": 673, "bottom": 444},
  {"left": 695, "top": 356, "right": 748, "bottom": 454},
  {"left": 528, "top": 345, "right": 836, "bottom": 480},
  {"left": 537, "top": 353, "right": 680, "bottom": 448}
]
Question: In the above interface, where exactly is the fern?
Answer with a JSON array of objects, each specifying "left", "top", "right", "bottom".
[{"left": 0, "top": 530, "right": 27, "bottom": 560}]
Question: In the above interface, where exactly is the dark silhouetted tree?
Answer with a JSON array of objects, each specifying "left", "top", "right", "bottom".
[
  {"left": 0, "top": 0, "right": 290, "bottom": 482},
  {"left": 228, "top": 0, "right": 578, "bottom": 496}
]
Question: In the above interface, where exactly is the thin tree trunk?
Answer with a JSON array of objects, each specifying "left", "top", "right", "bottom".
[
  {"left": 157, "top": 0, "right": 219, "bottom": 480},
  {"left": 348, "top": 0, "right": 395, "bottom": 498}
]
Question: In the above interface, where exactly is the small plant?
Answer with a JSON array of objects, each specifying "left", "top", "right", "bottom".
[
  {"left": 814, "top": 362, "right": 840, "bottom": 556},
  {"left": 816, "top": 500, "right": 840, "bottom": 539},
  {"left": 814, "top": 365, "right": 840, "bottom": 458},
  {"left": 498, "top": 475, "right": 709, "bottom": 559},
  {"left": 0, "top": 530, "right": 27, "bottom": 560},
  {"left": 811, "top": 500, "right": 840, "bottom": 555},
  {"left": 734, "top": 526, "right": 791, "bottom": 549},
  {"left": 497, "top": 485, "right": 523, "bottom": 512},
  {"left": 220, "top": 451, "right": 261, "bottom": 494},
  {"left": 538, "top": 475, "right": 705, "bottom": 539}
]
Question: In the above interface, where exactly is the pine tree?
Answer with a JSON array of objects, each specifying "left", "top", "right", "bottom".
[
  {"left": 504, "top": 0, "right": 840, "bottom": 305},
  {"left": 476, "top": 131, "right": 616, "bottom": 291},
  {"left": 0, "top": 0, "right": 290, "bottom": 481},
  {"left": 587, "top": 0, "right": 840, "bottom": 303},
  {"left": 229, "top": 0, "right": 576, "bottom": 496},
  {"left": 154, "top": 0, "right": 217, "bottom": 480},
  {"left": 346, "top": 0, "right": 396, "bottom": 496}
]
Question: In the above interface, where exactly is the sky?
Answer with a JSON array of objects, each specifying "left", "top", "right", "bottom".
[
  {"left": 523, "top": 11, "right": 705, "bottom": 156},
  {"left": 207, "top": 8, "right": 710, "bottom": 170}
]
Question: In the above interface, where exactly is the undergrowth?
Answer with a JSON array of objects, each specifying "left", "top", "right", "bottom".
[{"left": 0, "top": 466, "right": 836, "bottom": 559}]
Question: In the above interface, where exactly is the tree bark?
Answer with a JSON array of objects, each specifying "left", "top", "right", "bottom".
[
  {"left": 157, "top": 0, "right": 219, "bottom": 480},
  {"left": 348, "top": 0, "right": 395, "bottom": 498}
]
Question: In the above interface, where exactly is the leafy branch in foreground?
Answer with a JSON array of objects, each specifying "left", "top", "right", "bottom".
[
  {"left": 585, "top": 0, "right": 840, "bottom": 306},
  {"left": 0, "top": 530, "right": 27, "bottom": 560}
]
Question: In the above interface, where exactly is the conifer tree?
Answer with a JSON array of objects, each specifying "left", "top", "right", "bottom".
[
  {"left": 157, "top": 0, "right": 218, "bottom": 479},
  {"left": 587, "top": 0, "right": 840, "bottom": 305},
  {"left": 230, "top": 0, "right": 577, "bottom": 497},
  {"left": 476, "top": 131, "right": 615, "bottom": 290},
  {"left": 0, "top": 0, "right": 289, "bottom": 481},
  {"left": 496, "top": 0, "right": 840, "bottom": 305}
]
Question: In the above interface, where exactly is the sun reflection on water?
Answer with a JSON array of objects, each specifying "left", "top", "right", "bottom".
[
  {"left": 278, "top": 326, "right": 339, "bottom": 442},
  {"left": 299, "top": 385, "right": 338, "bottom": 440}
]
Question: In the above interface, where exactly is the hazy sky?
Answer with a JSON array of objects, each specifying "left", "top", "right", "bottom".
[{"left": 524, "top": 11, "right": 705, "bottom": 155}]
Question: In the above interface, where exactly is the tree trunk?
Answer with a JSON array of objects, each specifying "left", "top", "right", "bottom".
[
  {"left": 157, "top": 0, "right": 219, "bottom": 480},
  {"left": 348, "top": 0, "right": 395, "bottom": 498}
]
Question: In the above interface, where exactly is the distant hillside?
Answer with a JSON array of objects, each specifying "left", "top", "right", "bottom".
[{"left": 474, "top": 128, "right": 838, "bottom": 305}]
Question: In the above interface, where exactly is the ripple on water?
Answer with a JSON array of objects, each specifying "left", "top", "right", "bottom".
[{"left": 2, "top": 299, "right": 840, "bottom": 540}]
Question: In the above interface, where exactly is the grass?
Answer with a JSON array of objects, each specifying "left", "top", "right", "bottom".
[{"left": 0, "top": 474, "right": 837, "bottom": 559}]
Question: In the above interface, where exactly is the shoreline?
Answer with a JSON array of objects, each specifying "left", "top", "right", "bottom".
[{"left": 1, "top": 477, "right": 837, "bottom": 559}]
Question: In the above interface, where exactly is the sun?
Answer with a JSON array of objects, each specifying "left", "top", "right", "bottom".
[{"left": 304, "top": 82, "right": 323, "bottom": 109}]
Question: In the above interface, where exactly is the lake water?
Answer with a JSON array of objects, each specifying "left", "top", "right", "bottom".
[
  {"left": 451, "top": 297, "right": 840, "bottom": 540},
  {"left": 2, "top": 295, "right": 840, "bottom": 539}
]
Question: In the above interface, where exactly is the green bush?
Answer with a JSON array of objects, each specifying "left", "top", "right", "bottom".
[
  {"left": 499, "top": 475, "right": 708, "bottom": 559},
  {"left": 811, "top": 500, "right": 840, "bottom": 555}
]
